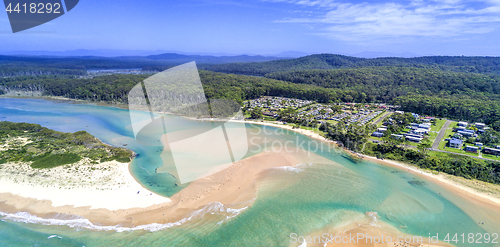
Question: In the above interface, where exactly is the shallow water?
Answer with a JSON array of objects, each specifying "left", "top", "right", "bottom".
[{"left": 0, "top": 98, "right": 498, "bottom": 247}]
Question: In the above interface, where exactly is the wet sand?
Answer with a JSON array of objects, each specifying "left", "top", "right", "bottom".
[
  {"left": 1, "top": 107, "right": 499, "bottom": 240},
  {"left": 290, "top": 214, "right": 455, "bottom": 247},
  {"left": 0, "top": 148, "right": 319, "bottom": 227}
]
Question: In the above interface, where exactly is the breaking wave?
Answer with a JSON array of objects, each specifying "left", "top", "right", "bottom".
[
  {"left": 271, "top": 163, "right": 312, "bottom": 173},
  {"left": 0, "top": 201, "right": 249, "bottom": 232}
]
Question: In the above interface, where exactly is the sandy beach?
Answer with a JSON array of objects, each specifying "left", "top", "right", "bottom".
[
  {"left": 361, "top": 155, "right": 500, "bottom": 210},
  {"left": 0, "top": 114, "right": 499, "bottom": 238},
  {"left": 240, "top": 119, "right": 500, "bottom": 208},
  {"left": 0, "top": 145, "right": 323, "bottom": 227},
  {"left": 236, "top": 119, "right": 329, "bottom": 141},
  {"left": 0, "top": 159, "right": 170, "bottom": 210}
]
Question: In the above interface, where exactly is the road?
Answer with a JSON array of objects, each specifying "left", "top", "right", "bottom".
[
  {"left": 367, "top": 117, "right": 500, "bottom": 162},
  {"left": 372, "top": 112, "right": 391, "bottom": 126},
  {"left": 429, "top": 120, "right": 499, "bottom": 161},
  {"left": 432, "top": 120, "right": 451, "bottom": 149},
  {"left": 433, "top": 149, "right": 499, "bottom": 162}
]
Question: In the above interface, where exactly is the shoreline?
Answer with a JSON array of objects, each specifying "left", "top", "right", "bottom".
[
  {"left": 361, "top": 155, "right": 500, "bottom": 217},
  {"left": 235, "top": 119, "right": 500, "bottom": 209},
  {"left": 0, "top": 160, "right": 170, "bottom": 211},
  {"left": 1, "top": 96, "right": 499, "bottom": 231},
  {"left": 0, "top": 147, "right": 315, "bottom": 227}
]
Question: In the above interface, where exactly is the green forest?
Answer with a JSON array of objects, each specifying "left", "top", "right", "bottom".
[
  {"left": 3, "top": 53, "right": 500, "bottom": 130},
  {"left": 200, "top": 54, "right": 500, "bottom": 76},
  {"left": 3, "top": 53, "right": 500, "bottom": 183},
  {"left": 3, "top": 67, "right": 500, "bottom": 130}
]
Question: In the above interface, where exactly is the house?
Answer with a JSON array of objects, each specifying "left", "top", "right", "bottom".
[
  {"left": 391, "top": 134, "right": 404, "bottom": 139},
  {"left": 475, "top": 123, "right": 486, "bottom": 129},
  {"left": 377, "top": 127, "right": 387, "bottom": 132},
  {"left": 395, "top": 110, "right": 404, "bottom": 114},
  {"left": 461, "top": 129, "right": 475, "bottom": 134},
  {"left": 418, "top": 123, "right": 431, "bottom": 129},
  {"left": 465, "top": 146, "right": 479, "bottom": 153},
  {"left": 372, "top": 132, "right": 384, "bottom": 137},
  {"left": 449, "top": 138, "right": 463, "bottom": 148},
  {"left": 457, "top": 130, "right": 474, "bottom": 137},
  {"left": 484, "top": 147, "right": 500, "bottom": 156},
  {"left": 406, "top": 133, "right": 423, "bottom": 139},
  {"left": 475, "top": 142, "right": 483, "bottom": 147},
  {"left": 458, "top": 121, "right": 468, "bottom": 127},
  {"left": 412, "top": 129, "right": 428, "bottom": 135},
  {"left": 406, "top": 136, "right": 422, "bottom": 143}
]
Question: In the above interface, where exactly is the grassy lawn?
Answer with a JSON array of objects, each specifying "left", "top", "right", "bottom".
[
  {"left": 435, "top": 121, "right": 480, "bottom": 157},
  {"left": 437, "top": 122, "right": 457, "bottom": 150},
  {"left": 428, "top": 119, "right": 447, "bottom": 143},
  {"left": 376, "top": 113, "right": 392, "bottom": 128},
  {"left": 365, "top": 111, "right": 386, "bottom": 125},
  {"left": 428, "top": 131, "right": 438, "bottom": 143},
  {"left": 481, "top": 153, "right": 500, "bottom": 161},
  {"left": 428, "top": 149, "right": 480, "bottom": 159},
  {"left": 431, "top": 119, "right": 447, "bottom": 132},
  {"left": 438, "top": 140, "right": 480, "bottom": 157}
]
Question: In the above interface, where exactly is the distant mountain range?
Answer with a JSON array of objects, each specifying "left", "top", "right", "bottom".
[
  {"left": 0, "top": 49, "right": 427, "bottom": 59},
  {"left": 0, "top": 49, "right": 303, "bottom": 59},
  {"left": 144, "top": 53, "right": 285, "bottom": 64},
  {"left": 0, "top": 50, "right": 292, "bottom": 64},
  {"left": 3, "top": 51, "right": 500, "bottom": 77}
]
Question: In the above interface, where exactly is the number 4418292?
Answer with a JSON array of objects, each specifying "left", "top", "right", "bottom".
[
  {"left": 443, "top": 233, "right": 498, "bottom": 244},
  {"left": 5, "top": 2, "right": 61, "bottom": 14}
]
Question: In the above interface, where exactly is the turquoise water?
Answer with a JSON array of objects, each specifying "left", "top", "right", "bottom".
[{"left": 0, "top": 98, "right": 498, "bottom": 247}]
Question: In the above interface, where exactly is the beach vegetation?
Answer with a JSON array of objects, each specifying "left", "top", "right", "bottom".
[{"left": 0, "top": 121, "right": 133, "bottom": 168}]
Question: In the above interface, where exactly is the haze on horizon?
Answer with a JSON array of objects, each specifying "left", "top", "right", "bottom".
[{"left": 1, "top": 0, "right": 500, "bottom": 57}]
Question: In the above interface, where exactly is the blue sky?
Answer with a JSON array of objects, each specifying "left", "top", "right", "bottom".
[{"left": 1, "top": 0, "right": 500, "bottom": 56}]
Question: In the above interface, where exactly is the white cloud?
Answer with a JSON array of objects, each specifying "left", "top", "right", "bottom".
[{"left": 271, "top": 0, "right": 500, "bottom": 41}]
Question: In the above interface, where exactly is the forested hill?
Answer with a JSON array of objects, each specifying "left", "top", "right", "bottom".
[
  {"left": 266, "top": 67, "right": 500, "bottom": 101},
  {"left": 0, "top": 53, "right": 284, "bottom": 77},
  {"left": 4, "top": 53, "right": 500, "bottom": 77},
  {"left": 3, "top": 69, "right": 500, "bottom": 130},
  {"left": 4, "top": 53, "right": 500, "bottom": 129},
  {"left": 200, "top": 54, "right": 500, "bottom": 76}
]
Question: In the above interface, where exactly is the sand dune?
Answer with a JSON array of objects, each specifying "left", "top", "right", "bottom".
[{"left": 0, "top": 159, "right": 170, "bottom": 210}]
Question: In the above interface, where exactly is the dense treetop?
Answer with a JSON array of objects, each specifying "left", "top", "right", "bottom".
[{"left": 200, "top": 54, "right": 500, "bottom": 76}]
